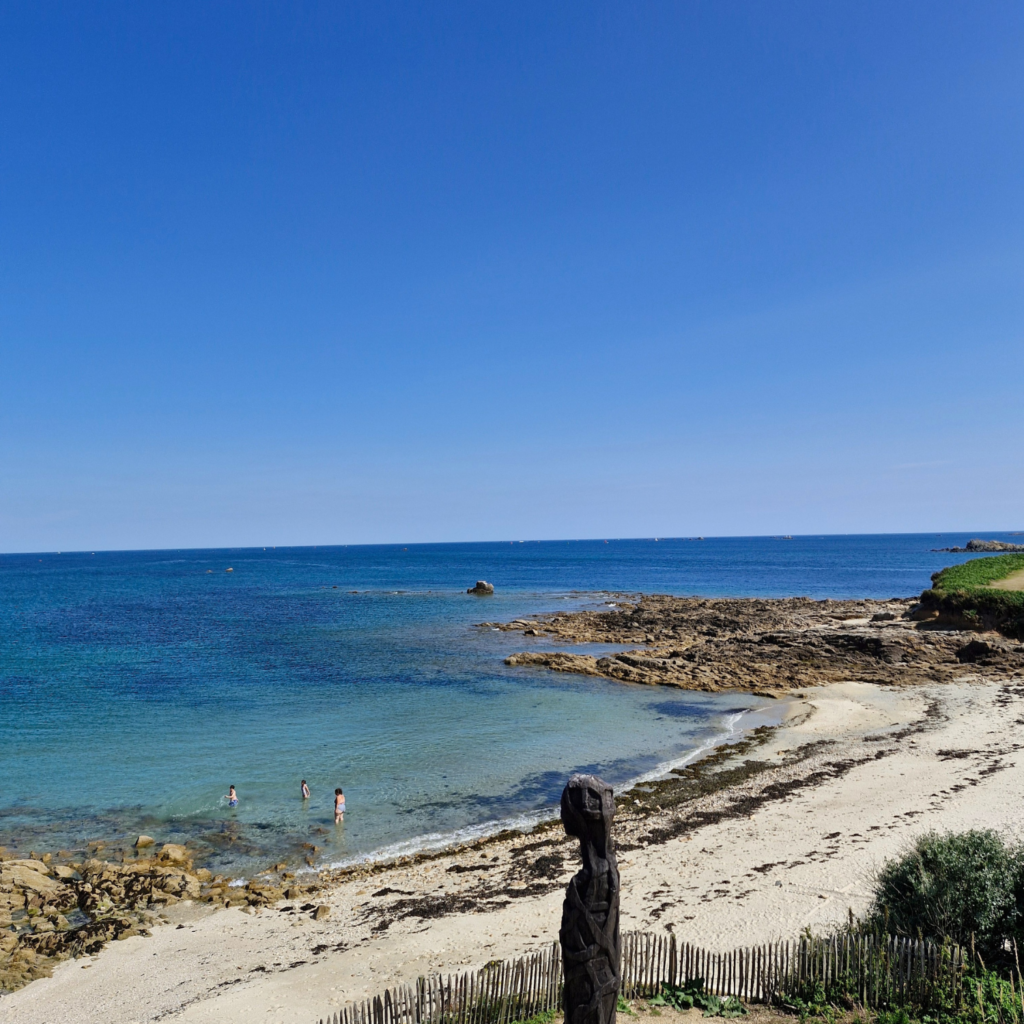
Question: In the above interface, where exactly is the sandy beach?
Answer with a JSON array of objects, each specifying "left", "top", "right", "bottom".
[{"left": 5, "top": 672, "right": 1024, "bottom": 1024}]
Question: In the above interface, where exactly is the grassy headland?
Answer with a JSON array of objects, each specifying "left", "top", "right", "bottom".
[
  {"left": 932, "top": 553, "right": 1024, "bottom": 591},
  {"left": 917, "top": 554, "right": 1024, "bottom": 639}
]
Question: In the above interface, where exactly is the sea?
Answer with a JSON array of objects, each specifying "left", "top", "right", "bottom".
[{"left": 0, "top": 532, "right": 1012, "bottom": 877}]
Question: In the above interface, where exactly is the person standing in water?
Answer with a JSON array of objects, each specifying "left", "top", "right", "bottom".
[
  {"left": 301, "top": 780, "right": 310, "bottom": 800},
  {"left": 334, "top": 788, "right": 345, "bottom": 823},
  {"left": 225, "top": 785, "right": 238, "bottom": 808}
]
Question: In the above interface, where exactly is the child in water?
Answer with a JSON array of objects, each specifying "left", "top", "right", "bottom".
[
  {"left": 225, "top": 785, "right": 238, "bottom": 808},
  {"left": 334, "top": 788, "right": 345, "bottom": 823},
  {"left": 301, "top": 780, "right": 310, "bottom": 800}
]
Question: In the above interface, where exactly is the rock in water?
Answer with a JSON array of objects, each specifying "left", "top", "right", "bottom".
[
  {"left": 467, "top": 580, "right": 495, "bottom": 594},
  {"left": 135, "top": 835, "right": 155, "bottom": 848},
  {"left": 560, "top": 774, "right": 621, "bottom": 1024},
  {"left": 933, "top": 539, "right": 1024, "bottom": 552},
  {"left": 157, "top": 843, "right": 189, "bottom": 864}
]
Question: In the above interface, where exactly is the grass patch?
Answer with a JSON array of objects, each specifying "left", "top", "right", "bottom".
[
  {"left": 518, "top": 1011, "right": 557, "bottom": 1024},
  {"left": 932, "top": 556, "right": 1024, "bottom": 594}
]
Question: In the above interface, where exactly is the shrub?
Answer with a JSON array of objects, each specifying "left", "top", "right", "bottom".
[{"left": 868, "top": 831, "right": 1020, "bottom": 960}]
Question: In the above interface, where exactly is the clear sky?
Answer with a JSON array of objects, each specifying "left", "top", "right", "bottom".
[{"left": 2, "top": 2, "right": 1022, "bottom": 552}]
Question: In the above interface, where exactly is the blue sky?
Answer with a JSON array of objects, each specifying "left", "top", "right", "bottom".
[{"left": 2, "top": 2, "right": 1022, "bottom": 551}]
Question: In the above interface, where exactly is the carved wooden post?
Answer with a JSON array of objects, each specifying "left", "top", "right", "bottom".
[{"left": 559, "top": 774, "right": 621, "bottom": 1024}]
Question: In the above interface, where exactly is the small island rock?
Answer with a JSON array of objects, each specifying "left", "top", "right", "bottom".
[
  {"left": 933, "top": 539, "right": 1024, "bottom": 553},
  {"left": 467, "top": 580, "right": 495, "bottom": 594}
]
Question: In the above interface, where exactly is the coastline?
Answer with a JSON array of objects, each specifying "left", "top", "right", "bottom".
[
  {"left": 7, "top": 673, "right": 1024, "bottom": 1023},
  {"left": 319, "top": 699, "right": 787, "bottom": 874}
]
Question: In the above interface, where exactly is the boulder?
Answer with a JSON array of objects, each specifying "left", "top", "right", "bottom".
[
  {"left": 4, "top": 859, "right": 50, "bottom": 876},
  {"left": 467, "top": 580, "right": 495, "bottom": 595},
  {"left": 0, "top": 862, "right": 60, "bottom": 897},
  {"left": 157, "top": 844, "right": 189, "bottom": 865},
  {"left": 314, "top": 904, "right": 331, "bottom": 920},
  {"left": 52, "top": 865, "right": 76, "bottom": 880},
  {"left": 957, "top": 640, "right": 993, "bottom": 662},
  {"left": 966, "top": 539, "right": 1024, "bottom": 552},
  {"left": 135, "top": 835, "right": 155, "bottom": 848}
]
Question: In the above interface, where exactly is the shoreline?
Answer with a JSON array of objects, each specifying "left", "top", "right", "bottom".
[
  {"left": 9, "top": 675, "right": 1024, "bottom": 1023},
  {"left": 318, "top": 699, "right": 789, "bottom": 875}
]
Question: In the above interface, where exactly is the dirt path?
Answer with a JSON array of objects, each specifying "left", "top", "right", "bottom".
[{"left": 987, "top": 568, "right": 1024, "bottom": 591}]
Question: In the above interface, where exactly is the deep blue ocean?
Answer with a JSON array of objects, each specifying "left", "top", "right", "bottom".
[{"left": 0, "top": 532, "right": 1011, "bottom": 876}]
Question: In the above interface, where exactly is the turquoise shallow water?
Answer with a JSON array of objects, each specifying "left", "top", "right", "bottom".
[{"left": 0, "top": 533, "right": 1004, "bottom": 875}]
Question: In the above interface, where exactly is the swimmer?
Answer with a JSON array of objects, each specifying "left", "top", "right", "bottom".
[
  {"left": 334, "top": 788, "right": 345, "bottom": 823},
  {"left": 301, "top": 780, "right": 310, "bottom": 800},
  {"left": 225, "top": 785, "right": 238, "bottom": 808}
]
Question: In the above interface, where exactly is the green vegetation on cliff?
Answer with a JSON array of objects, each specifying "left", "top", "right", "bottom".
[
  {"left": 932, "top": 553, "right": 1024, "bottom": 593},
  {"left": 919, "top": 555, "right": 1024, "bottom": 638}
]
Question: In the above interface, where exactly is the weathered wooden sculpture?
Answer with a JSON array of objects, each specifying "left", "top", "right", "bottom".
[{"left": 559, "top": 773, "right": 621, "bottom": 1024}]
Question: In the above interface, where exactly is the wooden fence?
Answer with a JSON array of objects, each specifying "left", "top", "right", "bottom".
[{"left": 318, "top": 930, "right": 969, "bottom": 1024}]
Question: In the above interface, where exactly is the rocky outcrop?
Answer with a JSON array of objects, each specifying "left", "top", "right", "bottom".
[
  {"left": 0, "top": 846, "right": 320, "bottom": 992},
  {"left": 933, "top": 539, "right": 1024, "bottom": 553},
  {"left": 495, "top": 595, "right": 1024, "bottom": 693},
  {"left": 467, "top": 581, "right": 495, "bottom": 594}
]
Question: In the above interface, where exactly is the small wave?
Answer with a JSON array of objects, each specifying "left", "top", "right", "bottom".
[
  {"left": 620, "top": 709, "right": 752, "bottom": 790},
  {"left": 321, "top": 807, "right": 556, "bottom": 872}
]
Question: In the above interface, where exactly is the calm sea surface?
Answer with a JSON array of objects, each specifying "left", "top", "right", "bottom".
[{"left": 0, "top": 533, "right": 1009, "bottom": 875}]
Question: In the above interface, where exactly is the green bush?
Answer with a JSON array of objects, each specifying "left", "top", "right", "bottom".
[{"left": 869, "top": 831, "right": 1021, "bottom": 960}]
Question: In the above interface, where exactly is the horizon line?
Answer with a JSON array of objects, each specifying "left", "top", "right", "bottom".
[{"left": 1, "top": 529, "right": 1021, "bottom": 559}]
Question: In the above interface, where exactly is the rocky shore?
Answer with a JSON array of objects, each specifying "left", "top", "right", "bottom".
[
  {"left": 933, "top": 539, "right": 1024, "bottom": 553},
  {"left": 487, "top": 594, "right": 1024, "bottom": 693},
  {"left": 0, "top": 843, "right": 323, "bottom": 992}
]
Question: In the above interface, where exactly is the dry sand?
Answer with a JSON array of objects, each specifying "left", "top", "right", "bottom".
[{"left": 5, "top": 675, "right": 1024, "bottom": 1024}]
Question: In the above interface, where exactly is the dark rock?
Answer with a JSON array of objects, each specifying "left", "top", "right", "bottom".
[
  {"left": 957, "top": 640, "right": 994, "bottom": 663},
  {"left": 467, "top": 581, "right": 495, "bottom": 595},
  {"left": 933, "top": 539, "right": 1024, "bottom": 553}
]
